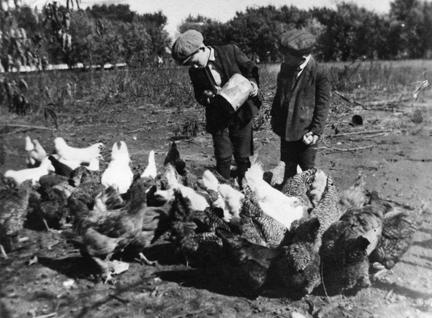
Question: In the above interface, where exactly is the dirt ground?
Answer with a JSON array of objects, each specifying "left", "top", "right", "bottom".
[{"left": 1, "top": 86, "right": 432, "bottom": 318}]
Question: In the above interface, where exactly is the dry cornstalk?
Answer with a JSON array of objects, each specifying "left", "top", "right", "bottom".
[
  {"left": 1, "top": 124, "right": 56, "bottom": 131},
  {"left": 328, "top": 129, "right": 394, "bottom": 138},
  {"left": 333, "top": 90, "right": 365, "bottom": 107},
  {"left": 317, "top": 144, "right": 374, "bottom": 153},
  {"left": 364, "top": 96, "right": 411, "bottom": 107}
]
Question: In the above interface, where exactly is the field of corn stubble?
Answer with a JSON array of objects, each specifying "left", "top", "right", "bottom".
[{"left": 1, "top": 60, "right": 432, "bottom": 318}]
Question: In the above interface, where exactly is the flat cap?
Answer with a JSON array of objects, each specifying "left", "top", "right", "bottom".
[
  {"left": 171, "top": 29, "right": 204, "bottom": 64},
  {"left": 280, "top": 29, "right": 316, "bottom": 55}
]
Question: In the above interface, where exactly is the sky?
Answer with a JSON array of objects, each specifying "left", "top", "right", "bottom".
[{"left": 25, "top": 0, "right": 395, "bottom": 38}]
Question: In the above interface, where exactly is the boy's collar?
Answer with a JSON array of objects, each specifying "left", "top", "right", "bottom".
[
  {"left": 298, "top": 54, "right": 311, "bottom": 71},
  {"left": 208, "top": 46, "right": 216, "bottom": 62}
]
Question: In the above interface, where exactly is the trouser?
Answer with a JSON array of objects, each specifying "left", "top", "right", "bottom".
[
  {"left": 280, "top": 139, "right": 317, "bottom": 179},
  {"left": 212, "top": 120, "right": 253, "bottom": 181}
]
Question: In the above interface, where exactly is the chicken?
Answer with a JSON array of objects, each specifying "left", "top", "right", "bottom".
[
  {"left": 263, "top": 161, "right": 285, "bottom": 187},
  {"left": 68, "top": 175, "right": 164, "bottom": 280},
  {"left": 67, "top": 167, "right": 104, "bottom": 224},
  {"left": 5, "top": 157, "right": 55, "bottom": 185},
  {"left": 0, "top": 180, "right": 33, "bottom": 257},
  {"left": 158, "top": 164, "right": 209, "bottom": 211},
  {"left": 320, "top": 198, "right": 387, "bottom": 293},
  {"left": 141, "top": 150, "right": 157, "bottom": 179},
  {"left": 201, "top": 170, "right": 244, "bottom": 222},
  {"left": 216, "top": 228, "right": 279, "bottom": 293},
  {"left": 273, "top": 217, "right": 322, "bottom": 297},
  {"left": 75, "top": 227, "right": 129, "bottom": 282},
  {"left": 281, "top": 169, "right": 315, "bottom": 209},
  {"left": 338, "top": 173, "right": 368, "bottom": 212},
  {"left": 29, "top": 180, "right": 74, "bottom": 229},
  {"left": 101, "top": 141, "right": 133, "bottom": 194},
  {"left": 164, "top": 141, "right": 186, "bottom": 176},
  {"left": 370, "top": 197, "right": 429, "bottom": 271},
  {"left": 25, "top": 136, "right": 47, "bottom": 167},
  {"left": 161, "top": 143, "right": 199, "bottom": 189},
  {"left": 201, "top": 170, "right": 228, "bottom": 213},
  {"left": 239, "top": 186, "right": 288, "bottom": 247},
  {"left": 70, "top": 166, "right": 102, "bottom": 187},
  {"left": 48, "top": 155, "right": 74, "bottom": 178},
  {"left": 164, "top": 188, "right": 230, "bottom": 267},
  {"left": 95, "top": 186, "right": 125, "bottom": 210},
  {"left": 268, "top": 170, "right": 340, "bottom": 296},
  {"left": 263, "top": 162, "right": 304, "bottom": 188},
  {"left": 244, "top": 163, "right": 307, "bottom": 229},
  {"left": 54, "top": 137, "right": 103, "bottom": 164},
  {"left": 308, "top": 170, "right": 327, "bottom": 208},
  {"left": 308, "top": 173, "right": 342, "bottom": 240}
]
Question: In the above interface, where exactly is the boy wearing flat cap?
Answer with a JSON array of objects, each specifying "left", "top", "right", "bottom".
[
  {"left": 271, "top": 29, "right": 330, "bottom": 180},
  {"left": 172, "top": 29, "right": 261, "bottom": 182}
]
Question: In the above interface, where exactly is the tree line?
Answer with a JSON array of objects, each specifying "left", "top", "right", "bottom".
[
  {"left": 1, "top": 0, "right": 431, "bottom": 72},
  {"left": 0, "top": 3, "right": 171, "bottom": 70},
  {"left": 179, "top": 0, "right": 432, "bottom": 62}
]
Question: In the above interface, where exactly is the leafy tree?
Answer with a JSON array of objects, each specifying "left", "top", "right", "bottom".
[
  {"left": 119, "top": 22, "right": 152, "bottom": 66},
  {"left": 389, "top": 0, "right": 431, "bottom": 57},
  {"left": 87, "top": 4, "right": 135, "bottom": 23},
  {"left": 135, "top": 11, "right": 170, "bottom": 56}
]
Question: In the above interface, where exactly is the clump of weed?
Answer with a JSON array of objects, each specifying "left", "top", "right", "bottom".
[
  {"left": 411, "top": 109, "right": 424, "bottom": 124},
  {"left": 173, "top": 117, "right": 202, "bottom": 139}
]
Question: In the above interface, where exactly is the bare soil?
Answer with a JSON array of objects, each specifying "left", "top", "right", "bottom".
[{"left": 1, "top": 87, "right": 432, "bottom": 318}]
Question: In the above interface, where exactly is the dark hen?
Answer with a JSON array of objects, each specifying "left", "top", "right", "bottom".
[
  {"left": 216, "top": 228, "right": 279, "bottom": 293},
  {"left": 168, "top": 190, "right": 228, "bottom": 266},
  {"left": 0, "top": 179, "right": 33, "bottom": 256},
  {"left": 163, "top": 141, "right": 186, "bottom": 176},
  {"left": 309, "top": 174, "right": 342, "bottom": 239},
  {"left": 320, "top": 201, "right": 386, "bottom": 293},
  {"left": 161, "top": 143, "right": 200, "bottom": 191},
  {"left": 75, "top": 175, "right": 155, "bottom": 237},
  {"left": 370, "top": 197, "right": 429, "bottom": 271},
  {"left": 48, "top": 155, "right": 74, "bottom": 178},
  {"left": 273, "top": 217, "right": 322, "bottom": 297},
  {"left": 67, "top": 176, "right": 164, "bottom": 280}
]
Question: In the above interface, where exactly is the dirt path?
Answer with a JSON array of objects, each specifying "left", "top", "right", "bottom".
[{"left": 1, "top": 92, "right": 432, "bottom": 317}]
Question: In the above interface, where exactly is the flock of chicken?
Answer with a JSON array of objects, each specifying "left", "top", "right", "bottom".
[{"left": 0, "top": 136, "right": 427, "bottom": 297}]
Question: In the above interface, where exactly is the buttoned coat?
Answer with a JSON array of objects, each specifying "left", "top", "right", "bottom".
[
  {"left": 271, "top": 57, "right": 330, "bottom": 141},
  {"left": 189, "top": 44, "right": 261, "bottom": 133}
]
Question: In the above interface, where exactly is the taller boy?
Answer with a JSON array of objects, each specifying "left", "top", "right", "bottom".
[{"left": 172, "top": 30, "right": 261, "bottom": 181}]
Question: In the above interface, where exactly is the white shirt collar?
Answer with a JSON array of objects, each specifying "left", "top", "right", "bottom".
[
  {"left": 297, "top": 54, "right": 311, "bottom": 77},
  {"left": 208, "top": 47, "right": 216, "bottom": 63}
]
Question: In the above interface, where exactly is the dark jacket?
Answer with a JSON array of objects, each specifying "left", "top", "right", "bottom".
[
  {"left": 189, "top": 44, "right": 261, "bottom": 133},
  {"left": 271, "top": 57, "right": 330, "bottom": 141}
]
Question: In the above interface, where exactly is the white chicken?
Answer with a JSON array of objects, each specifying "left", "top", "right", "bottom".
[
  {"left": 5, "top": 157, "right": 55, "bottom": 185},
  {"left": 25, "top": 136, "right": 47, "bottom": 167},
  {"left": 54, "top": 137, "right": 103, "bottom": 164},
  {"left": 201, "top": 170, "right": 227, "bottom": 211},
  {"left": 141, "top": 150, "right": 157, "bottom": 179},
  {"left": 101, "top": 141, "right": 133, "bottom": 194},
  {"left": 201, "top": 170, "right": 244, "bottom": 222},
  {"left": 159, "top": 164, "right": 209, "bottom": 211},
  {"left": 244, "top": 163, "right": 306, "bottom": 229}
]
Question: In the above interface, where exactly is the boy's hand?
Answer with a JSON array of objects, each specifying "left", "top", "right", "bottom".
[
  {"left": 249, "top": 81, "right": 258, "bottom": 97},
  {"left": 203, "top": 89, "right": 215, "bottom": 104},
  {"left": 302, "top": 131, "right": 319, "bottom": 145}
]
